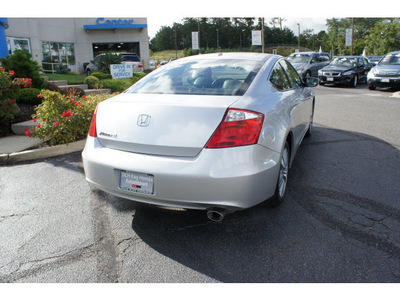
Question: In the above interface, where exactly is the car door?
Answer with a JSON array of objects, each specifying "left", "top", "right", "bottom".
[
  {"left": 309, "top": 55, "right": 320, "bottom": 77},
  {"left": 279, "top": 59, "right": 311, "bottom": 148}
]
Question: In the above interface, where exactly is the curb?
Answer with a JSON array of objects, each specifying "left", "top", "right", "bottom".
[{"left": 0, "top": 139, "right": 86, "bottom": 165}]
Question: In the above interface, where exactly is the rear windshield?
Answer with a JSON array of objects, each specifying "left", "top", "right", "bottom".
[
  {"left": 379, "top": 53, "right": 400, "bottom": 65},
  {"left": 127, "top": 59, "right": 263, "bottom": 96},
  {"left": 122, "top": 55, "right": 140, "bottom": 62}
]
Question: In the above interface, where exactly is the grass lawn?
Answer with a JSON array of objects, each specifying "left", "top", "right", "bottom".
[
  {"left": 151, "top": 50, "right": 185, "bottom": 62},
  {"left": 41, "top": 73, "right": 86, "bottom": 84}
]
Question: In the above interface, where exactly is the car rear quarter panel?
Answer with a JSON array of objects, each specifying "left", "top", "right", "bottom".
[{"left": 233, "top": 57, "right": 314, "bottom": 159}]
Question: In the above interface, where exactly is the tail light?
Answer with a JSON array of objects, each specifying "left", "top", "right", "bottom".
[
  {"left": 138, "top": 63, "right": 143, "bottom": 68},
  {"left": 206, "top": 108, "right": 264, "bottom": 148},
  {"left": 88, "top": 105, "right": 98, "bottom": 137}
]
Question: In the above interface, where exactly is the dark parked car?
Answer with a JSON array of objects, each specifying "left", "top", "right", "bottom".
[
  {"left": 367, "top": 56, "right": 383, "bottom": 66},
  {"left": 287, "top": 52, "right": 331, "bottom": 80},
  {"left": 318, "top": 56, "right": 371, "bottom": 87},
  {"left": 367, "top": 51, "right": 400, "bottom": 91}
]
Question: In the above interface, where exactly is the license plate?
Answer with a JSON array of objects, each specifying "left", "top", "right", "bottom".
[
  {"left": 381, "top": 78, "right": 390, "bottom": 83},
  {"left": 327, "top": 77, "right": 334, "bottom": 81},
  {"left": 119, "top": 170, "right": 154, "bottom": 195}
]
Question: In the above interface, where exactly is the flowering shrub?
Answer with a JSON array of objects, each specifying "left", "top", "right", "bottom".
[
  {"left": 0, "top": 66, "right": 19, "bottom": 122},
  {"left": 12, "top": 77, "right": 33, "bottom": 88},
  {"left": 27, "top": 90, "right": 115, "bottom": 145}
]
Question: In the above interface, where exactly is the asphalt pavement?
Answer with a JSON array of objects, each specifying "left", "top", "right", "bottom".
[{"left": 1, "top": 84, "right": 400, "bottom": 284}]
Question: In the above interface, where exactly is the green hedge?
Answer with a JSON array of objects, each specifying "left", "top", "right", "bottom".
[{"left": 17, "top": 88, "right": 42, "bottom": 105}]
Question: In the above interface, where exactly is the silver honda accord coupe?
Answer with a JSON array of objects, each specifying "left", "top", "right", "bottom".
[{"left": 82, "top": 53, "right": 317, "bottom": 221}]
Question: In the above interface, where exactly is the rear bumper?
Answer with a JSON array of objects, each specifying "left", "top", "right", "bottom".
[{"left": 82, "top": 137, "right": 281, "bottom": 210}]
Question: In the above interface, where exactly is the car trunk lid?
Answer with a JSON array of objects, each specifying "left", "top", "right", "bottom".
[{"left": 95, "top": 93, "right": 240, "bottom": 157}]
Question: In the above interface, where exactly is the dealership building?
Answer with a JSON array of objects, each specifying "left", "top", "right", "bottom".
[{"left": 0, "top": 17, "right": 150, "bottom": 73}]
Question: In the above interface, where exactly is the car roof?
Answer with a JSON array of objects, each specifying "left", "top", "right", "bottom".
[
  {"left": 291, "top": 52, "right": 329, "bottom": 55},
  {"left": 386, "top": 51, "right": 400, "bottom": 55},
  {"left": 334, "top": 56, "right": 363, "bottom": 58},
  {"left": 180, "top": 52, "right": 278, "bottom": 62}
]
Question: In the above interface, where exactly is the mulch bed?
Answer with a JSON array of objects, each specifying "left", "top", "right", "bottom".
[{"left": 0, "top": 104, "right": 36, "bottom": 137}]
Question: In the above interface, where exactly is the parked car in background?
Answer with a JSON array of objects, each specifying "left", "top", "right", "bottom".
[
  {"left": 149, "top": 60, "right": 157, "bottom": 70},
  {"left": 85, "top": 52, "right": 143, "bottom": 75},
  {"left": 367, "top": 51, "right": 400, "bottom": 91},
  {"left": 159, "top": 60, "right": 168, "bottom": 66},
  {"left": 367, "top": 56, "right": 383, "bottom": 66},
  {"left": 318, "top": 56, "right": 372, "bottom": 87},
  {"left": 287, "top": 52, "right": 331, "bottom": 80},
  {"left": 82, "top": 53, "right": 318, "bottom": 222}
]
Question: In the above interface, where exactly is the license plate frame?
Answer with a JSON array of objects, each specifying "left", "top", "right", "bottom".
[
  {"left": 119, "top": 170, "right": 154, "bottom": 195},
  {"left": 327, "top": 77, "right": 334, "bottom": 82},
  {"left": 381, "top": 78, "right": 390, "bottom": 83}
]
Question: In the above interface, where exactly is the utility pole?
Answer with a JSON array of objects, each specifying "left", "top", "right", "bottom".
[
  {"left": 216, "top": 28, "right": 219, "bottom": 50},
  {"left": 174, "top": 26, "right": 177, "bottom": 59},
  {"left": 312, "top": 29, "right": 315, "bottom": 51},
  {"left": 297, "top": 23, "right": 300, "bottom": 52},
  {"left": 261, "top": 17, "right": 265, "bottom": 53},
  {"left": 198, "top": 18, "right": 201, "bottom": 54},
  {"left": 351, "top": 18, "right": 354, "bottom": 56}
]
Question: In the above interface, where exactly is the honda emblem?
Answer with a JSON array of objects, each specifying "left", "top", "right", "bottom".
[{"left": 137, "top": 114, "right": 151, "bottom": 127}]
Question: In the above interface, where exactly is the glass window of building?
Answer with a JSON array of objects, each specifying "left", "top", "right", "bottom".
[
  {"left": 7, "top": 37, "right": 31, "bottom": 54},
  {"left": 41, "top": 41, "right": 75, "bottom": 72}
]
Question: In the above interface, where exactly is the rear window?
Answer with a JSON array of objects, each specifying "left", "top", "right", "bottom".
[
  {"left": 127, "top": 59, "right": 263, "bottom": 96},
  {"left": 122, "top": 55, "right": 140, "bottom": 62}
]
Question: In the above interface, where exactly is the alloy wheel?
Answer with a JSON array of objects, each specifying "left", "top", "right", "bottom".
[{"left": 278, "top": 147, "right": 289, "bottom": 198}]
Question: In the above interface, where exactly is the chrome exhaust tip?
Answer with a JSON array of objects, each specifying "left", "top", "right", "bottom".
[{"left": 206, "top": 207, "right": 227, "bottom": 222}]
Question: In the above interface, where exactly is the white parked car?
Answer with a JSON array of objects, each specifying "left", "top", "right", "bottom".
[
  {"left": 82, "top": 53, "right": 317, "bottom": 221},
  {"left": 85, "top": 52, "right": 143, "bottom": 75}
]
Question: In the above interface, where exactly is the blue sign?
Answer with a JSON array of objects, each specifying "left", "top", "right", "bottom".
[
  {"left": 84, "top": 18, "right": 147, "bottom": 30},
  {"left": 0, "top": 18, "right": 9, "bottom": 58}
]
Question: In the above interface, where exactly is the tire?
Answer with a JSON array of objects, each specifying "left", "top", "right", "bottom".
[
  {"left": 319, "top": 81, "right": 325, "bottom": 86},
  {"left": 269, "top": 141, "right": 290, "bottom": 208},
  {"left": 368, "top": 83, "right": 376, "bottom": 90},
  {"left": 350, "top": 75, "right": 358, "bottom": 88}
]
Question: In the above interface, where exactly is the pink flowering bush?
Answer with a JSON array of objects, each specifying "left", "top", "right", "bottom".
[
  {"left": 27, "top": 89, "right": 115, "bottom": 145},
  {"left": 0, "top": 66, "right": 19, "bottom": 122}
]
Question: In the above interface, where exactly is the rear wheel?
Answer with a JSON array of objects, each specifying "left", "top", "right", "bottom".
[{"left": 269, "top": 141, "right": 290, "bottom": 207}]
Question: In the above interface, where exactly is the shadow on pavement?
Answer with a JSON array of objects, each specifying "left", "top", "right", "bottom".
[{"left": 108, "top": 126, "right": 400, "bottom": 282}]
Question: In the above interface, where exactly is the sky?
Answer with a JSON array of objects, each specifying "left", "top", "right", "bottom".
[
  {"left": 146, "top": 16, "right": 328, "bottom": 39},
  {"left": 3, "top": 0, "right": 397, "bottom": 40}
]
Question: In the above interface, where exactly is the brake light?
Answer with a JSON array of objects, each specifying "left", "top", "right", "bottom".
[
  {"left": 88, "top": 105, "right": 98, "bottom": 137},
  {"left": 206, "top": 109, "right": 264, "bottom": 148},
  {"left": 138, "top": 64, "right": 143, "bottom": 68}
]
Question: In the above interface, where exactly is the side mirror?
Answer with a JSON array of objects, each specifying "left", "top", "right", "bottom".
[{"left": 304, "top": 77, "right": 319, "bottom": 87}]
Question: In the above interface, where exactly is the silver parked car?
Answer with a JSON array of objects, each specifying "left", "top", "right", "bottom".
[
  {"left": 82, "top": 53, "right": 317, "bottom": 221},
  {"left": 287, "top": 52, "right": 331, "bottom": 80}
]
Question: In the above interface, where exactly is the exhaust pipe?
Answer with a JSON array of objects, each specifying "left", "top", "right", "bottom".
[{"left": 207, "top": 207, "right": 227, "bottom": 222}]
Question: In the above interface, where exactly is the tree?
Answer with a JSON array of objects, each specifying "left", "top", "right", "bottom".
[
  {"left": 324, "top": 18, "right": 398, "bottom": 56},
  {"left": 0, "top": 50, "right": 44, "bottom": 88},
  {"left": 366, "top": 20, "right": 400, "bottom": 55},
  {"left": 270, "top": 17, "right": 286, "bottom": 43}
]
